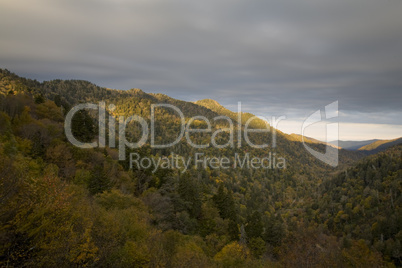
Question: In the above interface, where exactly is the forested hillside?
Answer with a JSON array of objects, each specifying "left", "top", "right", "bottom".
[
  {"left": 319, "top": 145, "right": 402, "bottom": 265},
  {"left": 359, "top": 138, "right": 402, "bottom": 154},
  {"left": 0, "top": 69, "right": 400, "bottom": 267}
]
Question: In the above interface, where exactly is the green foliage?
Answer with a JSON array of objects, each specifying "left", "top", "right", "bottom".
[
  {"left": 248, "top": 237, "right": 266, "bottom": 259},
  {"left": 263, "top": 214, "right": 285, "bottom": 247},
  {"left": 342, "top": 240, "right": 384, "bottom": 268},
  {"left": 34, "top": 94, "right": 45, "bottom": 104},
  {"left": 95, "top": 189, "right": 143, "bottom": 210},
  {"left": 213, "top": 184, "right": 237, "bottom": 221},
  {"left": 214, "top": 241, "right": 250, "bottom": 268},
  {"left": 71, "top": 109, "right": 97, "bottom": 143},
  {"left": 0, "top": 68, "right": 399, "bottom": 267},
  {"left": 319, "top": 145, "right": 402, "bottom": 264},
  {"left": 245, "top": 211, "right": 263, "bottom": 239},
  {"left": 178, "top": 175, "right": 202, "bottom": 219}
]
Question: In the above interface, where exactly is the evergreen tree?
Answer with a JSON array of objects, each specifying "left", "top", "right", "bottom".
[
  {"left": 245, "top": 211, "right": 263, "bottom": 239},
  {"left": 71, "top": 109, "right": 97, "bottom": 143}
]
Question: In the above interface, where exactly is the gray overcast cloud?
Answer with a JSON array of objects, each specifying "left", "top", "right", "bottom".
[{"left": 1, "top": 0, "right": 402, "bottom": 138}]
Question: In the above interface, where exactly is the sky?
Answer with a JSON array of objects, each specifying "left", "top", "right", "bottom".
[{"left": 1, "top": 0, "right": 402, "bottom": 141}]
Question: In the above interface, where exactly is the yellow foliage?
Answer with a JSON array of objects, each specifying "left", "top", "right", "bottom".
[{"left": 214, "top": 241, "right": 250, "bottom": 267}]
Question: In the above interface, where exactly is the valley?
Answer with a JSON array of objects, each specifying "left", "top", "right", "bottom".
[{"left": 1, "top": 69, "right": 401, "bottom": 267}]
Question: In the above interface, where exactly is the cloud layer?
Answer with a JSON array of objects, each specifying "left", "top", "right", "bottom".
[{"left": 1, "top": 0, "right": 401, "bottom": 138}]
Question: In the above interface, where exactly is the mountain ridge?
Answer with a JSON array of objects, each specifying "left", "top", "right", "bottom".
[
  {"left": 0, "top": 68, "right": 363, "bottom": 169},
  {"left": 330, "top": 138, "right": 402, "bottom": 153},
  {"left": 358, "top": 137, "right": 402, "bottom": 153},
  {"left": 329, "top": 139, "right": 380, "bottom": 150},
  {"left": 0, "top": 68, "right": 400, "bottom": 266}
]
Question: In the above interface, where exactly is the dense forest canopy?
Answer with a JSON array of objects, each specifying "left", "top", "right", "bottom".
[{"left": 0, "top": 69, "right": 401, "bottom": 267}]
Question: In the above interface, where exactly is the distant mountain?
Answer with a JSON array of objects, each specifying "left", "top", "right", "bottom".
[
  {"left": 287, "top": 133, "right": 340, "bottom": 149},
  {"left": 329, "top": 139, "right": 379, "bottom": 150},
  {"left": 358, "top": 137, "right": 402, "bottom": 153},
  {"left": 331, "top": 138, "right": 402, "bottom": 153}
]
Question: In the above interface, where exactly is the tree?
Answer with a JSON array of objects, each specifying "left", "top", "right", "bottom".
[
  {"left": 88, "top": 163, "right": 111, "bottom": 195},
  {"left": 213, "top": 184, "right": 237, "bottom": 220},
  {"left": 214, "top": 241, "right": 250, "bottom": 268},
  {"left": 263, "top": 214, "right": 285, "bottom": 247},
  {"left": 71, "top": 109, "right": 96, "bottom": 143},
  {"left": 248, "top": 237, "right": 266, "bottom": 259},
  {"left": 245, "top": 211, "right": 263, "bottom": 239},
  {"left": 34, "top": 94, "right": 45, "bottom": 104},
  {"left": 342, "top": 240, "right": 384, "bottom": 268},
  {"left": 178, "top": 175, "right": 202, "bottom": 219}
]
